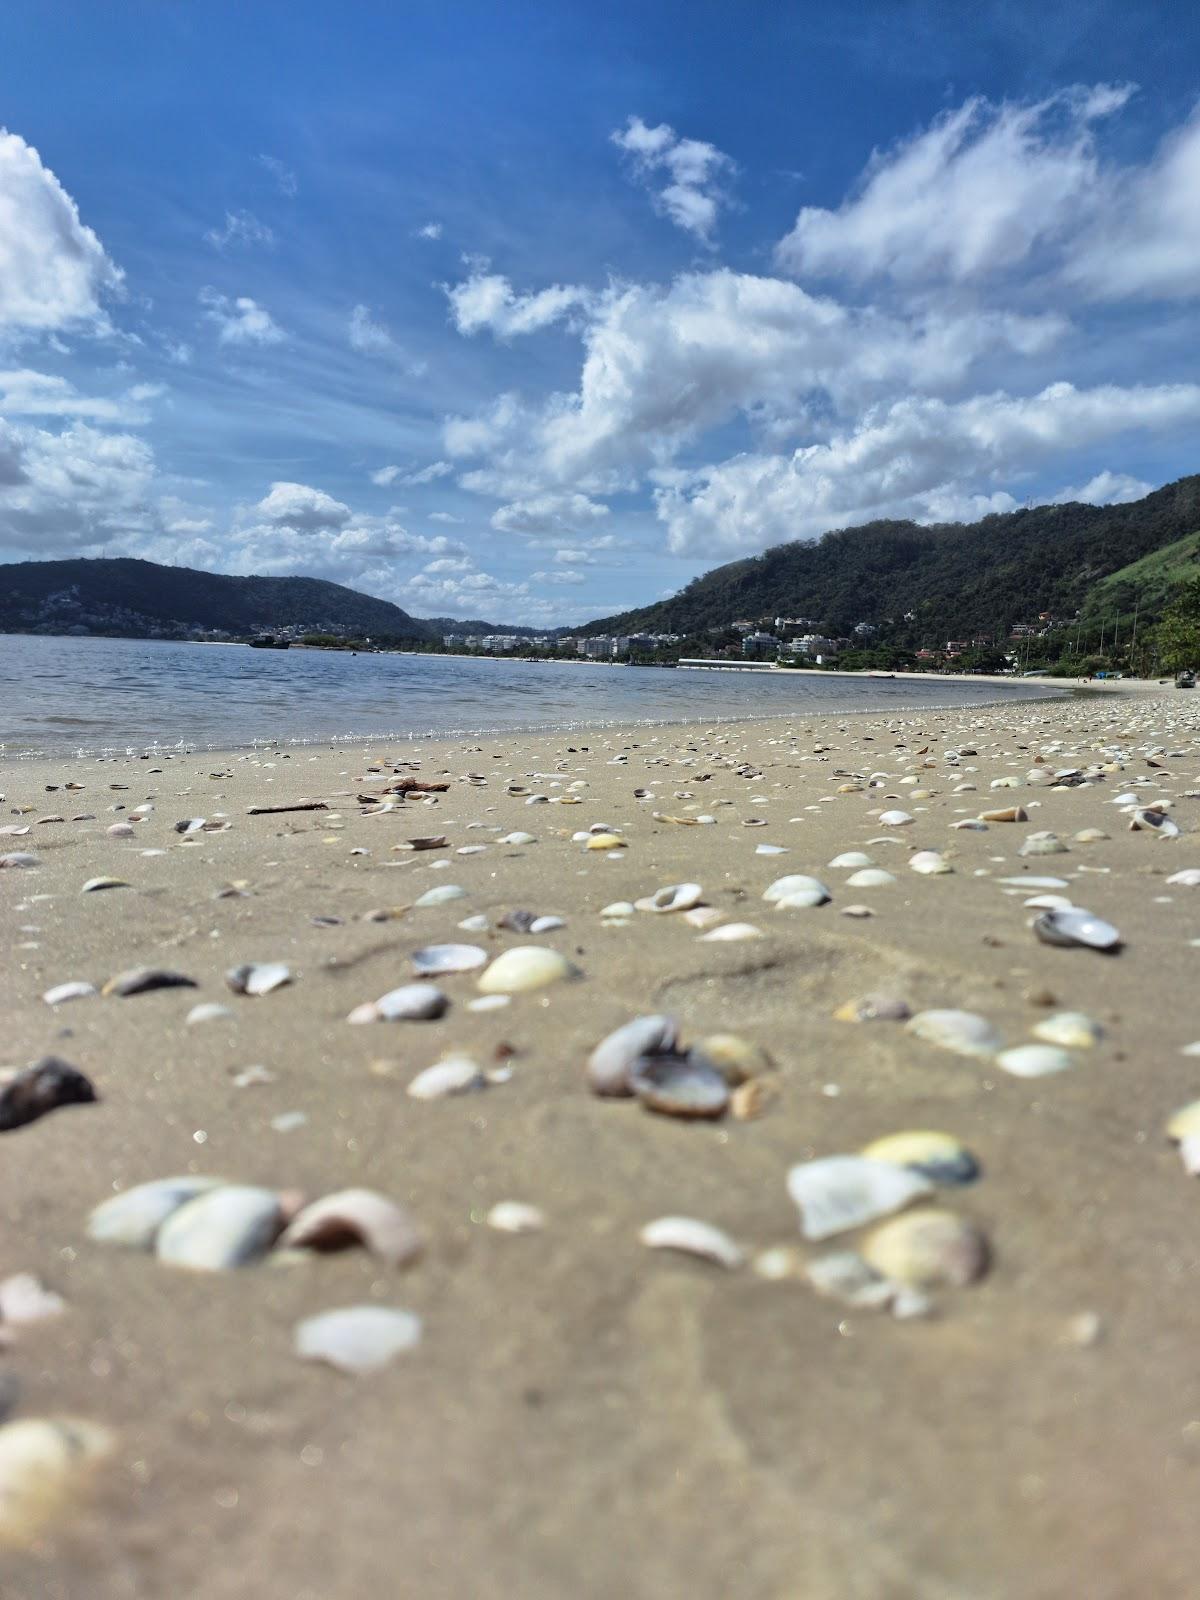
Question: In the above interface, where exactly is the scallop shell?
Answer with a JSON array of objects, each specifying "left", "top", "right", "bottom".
[
  {"left": 0, "top": 1417, "right": 114, "bottom": 1550},
  {"left": 587, "top": 1015, "right": 679, "bottom": 1096},
  {"left": 828, "top": 852, "right": 874, "bottom": 869},
  {"left": 639, "top": 1216, "right": 744, "bottom": 1269},
  {"left": 906, "top": 1009, "right": 1001, "bottom": 1059},
  {"left": 407, "top": 1056, "right": 485, "bottom": 1099},
  {"left": 786, "top": 1156, "right": 933, "bottom": 1241},
  {"left": 635, "top": 882, "right": 703, "bottom": 913},
  {"left": 294, "top": 1306, "right": 421, "bottom": 1374},
  {"left": 860, "top": 1130, "right": 979, "bottom": 1186},
  {"left": 1032, "top": 907, "right": 1122, "bottom": 951},
  {"left": 878, "top": 810, "right": 914, "bottom": 826},
  {"left": 846, "top": 868, "right": 896, "bottom": 888},
  {"left": 411, "top": 944, "right": 487, "bottom": 976},
  {"left": 860, "top": 1209, "right": 989, "bottom": 1288},
  {"left": 276, "top": 1189, "right": 422, "bottom": 1266},
  {"left": 995, "top": 1044, "right": 1074, "bottom": 1078},
  {"left": 629, "top": 1054, "right": 729, "bottom": 1119},
  {"left": 477, "top": 946, "right": 577, "bottom": 994},
  {"left": 1032, "top": 1011, "right": 1103, "bottom": 1048},
  {"left": 87, "top": 1176, "right": 227, "bottom": 1249},
  {"left": 908, "top": 851, "right": 952, "bottom": 875},
  {"left": 154, "top": 1185, "right": 284, "bottom": 1270}
]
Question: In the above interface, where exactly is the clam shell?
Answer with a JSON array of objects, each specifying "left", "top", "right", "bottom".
[
  {"left": 995, "top": 1044, "right": 1074, "bottom": 1078},
  {"left": 411, "top": 943, "right": 486, "bottom": 976},
  {"left": 635, "top": 882, "right": 703, "bottom": 913},
  {"left": 0, "top": 853, "right": 40, "bottom": 869},
  {"left": 600, "top": 901, "right": 636, "bottom": 919},
  {"left": 407, "top": 1056, "right": 485, "bottom": 1099},
  {"left": 102, "top": 967, "right": 198, "bottom": 997},
  {"left": 1019, "top": 831, "right": 1068, "bottom": 857},
  {"left": 687, "top": 1034, "right": 772, "bottom": 1085},
  {"left": 846, "top": 868, "right": 896, "bottom": 888},
  {"left": 225, "top": 962, "right": 292, "bottom": 995},
  {"left": 786, "top": 1156, "right": 933, "bottom": 1241},
  {"left": 0, "top": 1057, "right": 97, "bottom": 1132},
  {"left": 763, "top": 874, "right": 831, "bottom": 907},
  {"left": 639, "top": 1216, "right": 744, "bottom": 1269},
  {"left": 860, "top": 1130, "right": 979, "bottom": 1186},
  {"left": 828, "top": 852, "right": 874, "bottom": 869},
  {"left": 834, "top": 992, "right": 911, "bottom": 1023},
  {"left": 42, "top": 981, "right": 96, "bottom": 1006},
  {"left": 414, "top": 884, "right": 467, "bottom": 907},
  {"left": 699, "top": 921, "right": 764, "bottom": 942},
  {"left": 587, "top": 1015, "right": 679, "bottom": 1096},
  {"left": 1032, "top": 907, "right": 1121, "bottom": 951},
  {"left": 1166, "top": 1099, "right": 1200, "bottom": 1171},
  {"left": 185, "top": 1002, "right": 233, "bottom": 1025},
  {"left": 0, "top": 1417, "right": 114, "bottom": 1550},
  {"left": 585, "top": 833, "right": 626, "bottom": 850},
  {"left": 277, "top": 1189, "right": 422, "bottom": 1266},
  {"left": 294, "top": 1306, "right": 421, "bottom": 1374},
  {"left": 908, "top": 851, "right": 952, "bottom": 875},
  {"left": 499, "top": 831, "right": 536, "bottom": 845},
  {"left": 154, "top": 1185, "right": 284, "bottom": 1270},
  {"left": 486, "top": 1201, "right": 546, "bottom": 1233},
  {"left": 87, "top": 1176, "right": 227, "bottom": 1249},
  {"left": 1032, "top": 1011, "right": 1103, "bottom": 1048},
  {"left": 878, "top": 810, "right": 914, "bottom": 826},
  {"left": 860, "top": 1209, "right": 989, "bottom": 1288},
  {"left": 906, "top": 1009, "right": 1001, "bottom": 1059},
  {"left": 477, "top": 946, "right": 577, "bottom": 994},
  {"left": 629, "top": 1054, "right": 729, "bottom": 1119},
  {"left": 1131, "top": 808, "right": 1179, "bottom": 837},
  {"left": 355, "top": 983, "right": 448, "bottom": 1022}
]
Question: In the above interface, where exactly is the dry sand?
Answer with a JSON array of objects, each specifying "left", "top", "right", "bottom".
[{"left": 4, "top": 688, "right": 1200, "bottom": 1599}]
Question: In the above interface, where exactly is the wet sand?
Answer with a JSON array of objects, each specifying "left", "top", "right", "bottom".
[{"left": 5, "top": 690, "right": 1200, "bottom": 1599}]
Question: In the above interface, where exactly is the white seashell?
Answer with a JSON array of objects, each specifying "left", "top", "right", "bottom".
[
  {"left": 908, "top": 852, "right": 952, "bottom": 875},
  {"left": 878, "top": 810, "right": 914, "bottom": 826},
  {"left": 529, "top": 915, "right": 565, "bottom": 933},
  {"left": 477, "top": 946, "right": 576, "bottom": 994},
  {"left": 588, "top": 1015, "right": 679, "bottom": 1096},
  {"left": 185, "top": 1002, "right": 233, "bottom": 1025},
  {"left": 699, "top": 922, "right": 764, "bottom": 941},
  {"left": 1032, "top": 907, "right": 1121, "bottom": 951},
  {"left": 81, "top": 876, "right": 129, "bottom": 893},
  {"left": 226, "top": 962, "right": 292, "bottom": 995},
  {"left": 635, "top": 882, "right": 703, "bottom": 914},
  {"left": 1033, "top": 1011, "right": 1103, "bottom": 1048},
  {"left": 806, "top": 1250, "right": 895, "bottom": 1309},
  {"left": 861, "top": 1209, "right": 989, "bottom": 1288},
  {"left": 407, "top": 1056, "right": 485, "bottom": 1099},
  {"left": 1022, "top": 893, "right": 1073, "bottom": 911},
  {"left": 681, "top": 905, "right": 723, "bottom": 927},
  {"left": 1019, "top": 831, "right": 1068, "bottom": 857},
  {"left": 0, "top": 1273, "right": 65, "bottom": 1325},
  {"left": 411, "top": 944, "right": 486, "bottom": 976},
  {"left": 600, "top": 901, "right": 636, "bottom": 918},
  {"left": 457, "top": 914, "right": 490, "bottom": 932},
  {"left": 640, "top": 1216, "right": 744, "bottom": 1269},
  {"left": 42, "top": 981, "right": 96, "bottom": 1006},
  {"left": 951, "top": 819, "right": 988, "bottom": 831},
  {"left": 0, "top": 1417, "right": 114, "bottom": 1548},
  {"left": 995, "top": 1044, "right": 1074, "bottom": 1078},
  {"left": 499, "top": 832, "right": 535, "bottom": 845},
  {"left": 828, "top": 852, "right": 873, "bottom": 869},
  {"left": 755, "top": 844, "right": 788, "bottom": 855},
  {"left": 841, "top": 904, "right": 874, "bottom": 918},
  {"left": 752, "top": 1245, "right": 805, "bottom": 1280},
  {"left": 155, "top": 1185, "right": 283, "bottom": 1270},
  {"left": 486, "top": 1201, "right": 545, "bottom": 1233},
  {"left": 0, "top": 852, "right": 41, "bottom": 869},
  {"left": 87, "top": 1176, "right": 227, "bottom": 1248},
  {"left": 1167, "top": 869, "right": 1200, "bottom": 886},
  {"left": 294, "top": 1305, "right": 421, "bottom": 1374},
  {"left": 354, "top": 983, "right": 449, "bottom": 1023},
  {"left": 467, "top": 994, "right": 510, "bottom": 1012},
  {"left": 996, "top": 875, "right": 1069, "bottom": 888},
  {"left": 106, "top": 822, "right": 135, "bottom": 837},
  {"left": 277, "top": 1189, "right": 422, "bottom": 1265},
  {"left": 846, "top": 868, "right": 897, "bottom": 888},
  {"left": 1130, "top": 808, "right": 1180, "bottom": 837},
  {"left": 907, "top": 1009, "right": 1002, "bottom": 1059},
  {"left": 786, "top": 1156, "right": 933, "bottom": 1241},
  {"left": 414, "top": 885, "right": 466, "bottom": 907},
  {"left": 762, "top": 874, "right": 831, "bottom": 905}
]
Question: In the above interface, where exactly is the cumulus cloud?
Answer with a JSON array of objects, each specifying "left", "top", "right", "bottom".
[
  {"left": 416, "top": 221, "right": 443, "bottom": 241},
  {"left": 370, "top": 460, "right": 452, "bottom": 487},
  {"left": 204, "top": 210, "right": 274, "bottom": 251},
  {"left": 611, "top": 115, "right": 734, "bottom": 242},
  {"left": 652, "top": 381, "right": 1200, "bottom": 555},
  {"left": 446, "top": 268, "right": 589, "bottom": 338},
  {"left": 257, "top": 155, "right": 297, "bottom": 196},
  {"left": 530, "top": 567, "right": 587, "bottom": 585},
  {"left": 1051, "top": 470, "right": 1153, "bottom": 505},
  {"left": 0, "top": 128, "right": 124, "bottom": 334},
  {"left": 0, "top": 420, "right": 159, "bottom": 554},
  {"left": 490, "top": 492, "right": 609, "bottom": 536},
  {"left": 253, "top": 481, "right": 352, "bottom": 531},
  {"left": 200, "top": 289, "right": 284, "bottom": 346}
]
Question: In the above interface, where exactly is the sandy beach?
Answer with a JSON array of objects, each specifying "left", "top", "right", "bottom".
[{"left": 4, "top": 686, "right": 1200, "bottom": 1599}]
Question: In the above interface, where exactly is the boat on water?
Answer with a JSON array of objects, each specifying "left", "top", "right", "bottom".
[{"left": 248, "top": 636, "right": 290, "bottom": 650}]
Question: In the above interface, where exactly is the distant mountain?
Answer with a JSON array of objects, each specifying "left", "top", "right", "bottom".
[
  {"left": 0, "top": 557, "right": 436, "bottom": 641},
  {"left": 421, "top": 616, "right": 547, "bottom": 637},
  {"left": 581, "top": 475, "right": 1200, "bottom": 642}
]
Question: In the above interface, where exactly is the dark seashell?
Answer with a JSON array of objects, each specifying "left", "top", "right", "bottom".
[
  {"left": 498, "top": 910, "right": 538, "bottom": 933},
  {"left": 102, "top": 967, "right": 199, "bottom": 997},
  {"left": 628, "top": 1054, "right": 729, "bottom": 1119},
  {"left": 0, "top": 1058, "right": 98, "bottom": 1132}
]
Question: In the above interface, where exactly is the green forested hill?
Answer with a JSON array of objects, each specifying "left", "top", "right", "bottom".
[
  {"left": 583, "top": 475, "right": 1200, "bottom": 641},
  {"left": 0, "top": 557, "right": 436, "bottom": 640}
]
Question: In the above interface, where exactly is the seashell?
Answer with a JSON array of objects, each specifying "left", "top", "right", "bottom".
[
  {"left": 951, "top": 819, "right": 987, "bottom": 831},
  {"left": 1165, "top": 1102, "right": 1200, "bottom": 1173},
  {"left": 1032, "top": 1011, "right": 1102, "bottom": 1048},
  {"left": 226, "top": 961, "right": 292, "bottom": 995},
  {"left": 995, "top": 1043, "right": 1074, "bottom": 1078},
  {"left": 978, "top": 807, "right": 1027, "bottom": 822},
  {"left": 411, "top": 943, "right": 486, "bottom": 977},
  {"left": 529, "top": 915, "right": 565, "bottom": 933},
  {"left": 635, "top": 882, "right": 703, "bottom": 914},
  {"left": 840, "top": 904, "right": 874, "bottom": 918},
  {"left": 600, "top": 901, "right": 635, "bottom": 918},
  {"left": 1167, "top": 869, "right": 1200, "bottom": 887},
  {"left": 834, "top": 992, "right": 911, "bottom": 1023},
  {"left": 860, "top": 1208, "right": 989, "bottom": 1288},
  {"left": 477, "top": 946, "right": 577, "bottom": 994},
  {"left": 1023, "top": 893, "right": 1073, "bottom": 911},
  {"left": 0, "top": 1416, "right": 114, "bottom": 1550},
  {"left": 155, "top": 1185, "right": 284, "bottom": 1270},
  {"left": 277, "top": 1189, "right": 422, "bottom": 1266},
  {"left": 828, "top": 852, "right": 874, "bottom": 869},
  {"left": 351, "top": 983, "right": 449, "bottom": 1023},
  {"left": 294, "top": 1305, "right": 421, "bottom": 1374},
  {"left": 413, "top": 884, "right": 467, "bottom": 907},
  {"left": 1073, "top": 828, "right": 1110, "bottom": 844},
  {"left": 457, "top": 914, "right": 490, "bottom": 933},
  {"left": 1130, "top": 807, "right": 1179, "bottom": 837},
  {"left": 860, "top": 1130, "right": 979, "bottom": 1186},
  {"left": 81, "top": 876, "right": 129, "bottom": 892},
  {"left": 499, "top": 831, "right": 536, "bottom": 846},
  {"left": 787, "top": 1156, "right": 933, "bottom": 1242},
  {"left": 688, "top": 1034, "right": 772, "bottom": 1084},
  {"left": 106, "top": 822, "right": 135, "bottom": 837},
  {"left": 585, "top": 833, "right": 626, "bottom": 850},
  {"left": 174, "top": 818, "right": 206, "bottom": 834},
  {"left": 0, "top": 1057, "right": 96, "bottom": 1133},
  {"left": 186, "top": 1002, "right": 233, "bottom": 1025},
  {"left": 731, "top": 1079, "right": 774, "bottom": 1119},
  {"left": 763, "top": 874, "right": 831, "bottom": 908},
  {"left": 996, "top": 875, "right": 1068, "bottom": 889},
  {"left": 878, "top": 810, "right": 914, "bottom": 826},
  {"left": 42, "top": 980, "right": 96, "bottom": 1006},
  {"left": 0, "top": 1273, "right": 65, "bottom": 1326},
  {"left": 639, "top": 1216, "right": 744, "bottom": 1269},
  {"left": 990, "top": 775, "right": 1022, "bottom": 789},
  {"left": 1019, "top": 831, "right": 1068, "bottom": 857},
  {"left": 906, "top": 1009, "right": 1001, "bottom": 1058},
  {"left": 629, "top": 1054, "right": 729, "bottom": 1119},
  {"left": 407, "top": 1055, "right": 485, "bottom": 1099},
  {"left": 102, "top": 967, "right": 198, "bottom": 997},
  {"left": 87, "top": 1176, "right": 227, "bottom": 1249},
  {"left": 752, "top": 1245, "right": 805, "bottom": 1280},
  {"left": 699, "top": 922, "right": 764, "bottom": 942},
  {"left": 1032, "top": 907, "right": 1121, "bottom": 951},
  {"left": 486, "top": 1201, "right": 545, "bottom": 1233},
  {"left": 467, "top": 994, "right": 510, "bottom": 1012},
  {"left": 681, "top": 905, "right": 722, "bottom": 928},
  {"left": 404, "top": 835, "right": 447, "bottom": 851},
  {"left": 846, "top": 868, "right": 896, "bottom": 888},
  {"left": 587, "top": 1015, "right": 679, "bottom": 1097},
  {"left": 806, "top": 1250, "right": 895, "bottom": 1309},
  {"left": 0, "top": 852, "right": 41, "bottom": 869},
  {"left": 908, "top": 851, "right": 952, "bottom": 875}
]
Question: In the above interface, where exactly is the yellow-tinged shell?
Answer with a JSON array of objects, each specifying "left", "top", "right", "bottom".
[
  {"left": 690, "top": 1034, "right": 773, "bottom": 1085},
  {"left": 1166, "top": 1100, "right": 1200, "bottom": 1142},
  {"left": 585, "top": 833, "right": 626, "bottom": 850},
  {"left": 477, "top": 946, "right": 577, "bottom": 994},
  {"left": 861, "top": 1209, "right": 989, "bottom": 1288},
  {"left": 0, "top": 1417, "right": 114, "bottom": 1549},
  {"left": 860, "top": 1130, "right": 979, "bottom": 1186}
]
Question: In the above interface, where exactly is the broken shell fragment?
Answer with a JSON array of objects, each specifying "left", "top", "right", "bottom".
[
  {"left": 587, "top": 1015, "right": 679, "bottom": 1097},
  {"left": 629, "top": 1054, "right": 729, "bottom": 1119},
  {"left": 639, "top": 1216, "right": 744, "bottom": 1269},
  {"left": 835, "top": 992, "right": 911, "bottom": 1024},
  {"left": 860, "top": 1130, "right": 979, "bottom": 1186},
  {"left": 861, "top": 1208, "right": 989, "bottom": 1288},
  {"left": 477, "top": 946, "right": 577, "bottom": 994},
  {"left": 276, "top": 1189, "right": 422, "bottom": 1267},
  {"left": 407, "top": 1056, "right": 485, "bottom": 1099},
  {"left": 635, "top": 882, "right": 703, "bottom": 914},
  {"left": 42, "top": 981, "right": 96, "bottom": 1006},
  {"left": 225, "top": 962, "right": 293, "bottom": 995},
  {"left": 978, "top": 806, "right": 1028, "bottom": 823},
  {"left": 87, "top": 1177, "right": 227, "bottom": 1249},
  {"left": 154, "top": 1185, "right": 284, "bottom": 1270},
  {"left": 102, "top": 967, "right": 198, "bottom": 997},
  {"left": 687, "top": 1034, "right": 772, "bottom": 1084},
  {"left": 806, "top": 1250, "right": 895, "bottom": 1310},
  {"left": 906, "top": 1009, "right": 1001, "bottom": 1059},
  {"left": 1032, "top": 1011, "right": 1103, "bottom": 1048},
  {"left": 294, "top": 1305, "right": 421, "bottom": 1375},
  {"left": 1130, "top": 808, "right": 1180, "bottom": 837},
  {"left": 1032, "top": 907, "right": 1122, "bottom": 952},
  {"left": 786, "top": 1156, "right": 933, "bottom": 1241},
  {"left": 0, "top": 1057, "right": 97, "bottom": 1133},
  {"left": 1019, "top": 831, "right": 1068, "bottom": 857}
]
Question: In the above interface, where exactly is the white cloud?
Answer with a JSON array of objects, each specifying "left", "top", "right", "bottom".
[
  {"left": 416, "top": 221, "right": 443, "bottom": 241},
  {"left": 0, "top": 368, "right": 159, "bottom": 424},
  {"left": 446, "top": 268, "right": 589, "bottom": 338},
  {"left": 258, "top": 155, "right": 297, "bottom": 197},
  {"left": 530, "top": 567, "right": 587, "bottom": 585},
  {"left": 370, "top": 460, "right": 452, "bottom": 487},
  {"left": 0, "top": 420, "right": 159, "bottom": 554},
  {"left": 611, "top": 115, "right": 734, "bottom": 242},
  {"left": 652, "top": 380, "right": 1200, "bottom": 555},
  {"left": 349, "top": 303, "right": 396, "bottom": 355},
  {"left": 1051, "top": 470, "right": 1153, "bottom": 505},
  {"left": 428, "top": 511, "right": 462, "bottom": 523},
  {"left": 554, "top": 547, "right": 595, "bottom": 563},
  {"left": 204, "top": 210, "right": 274, "bottom": 251},
  {"left": 200, "top": 289, "right": 284, "bottom": 346},
  {"left": 423, "top": 556, "right": 473, "bottom": 573},
  {"left": 0, "top": 128, "right": 123, "bottom": 334},
  {"left": 490, "top": 492, "right": 609, "bottom": 536},
  {"left": 254, "top": 481, "right": 352, "bottom": 532}
]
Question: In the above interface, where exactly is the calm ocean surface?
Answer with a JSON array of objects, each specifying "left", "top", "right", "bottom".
[{"left": 1, "top": 634, "right": 1061, "bottom": 757}]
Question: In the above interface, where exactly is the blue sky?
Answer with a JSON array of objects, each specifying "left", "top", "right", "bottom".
[{"left": 1, "top": 0, "right": 1199, "bottom": 626}]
